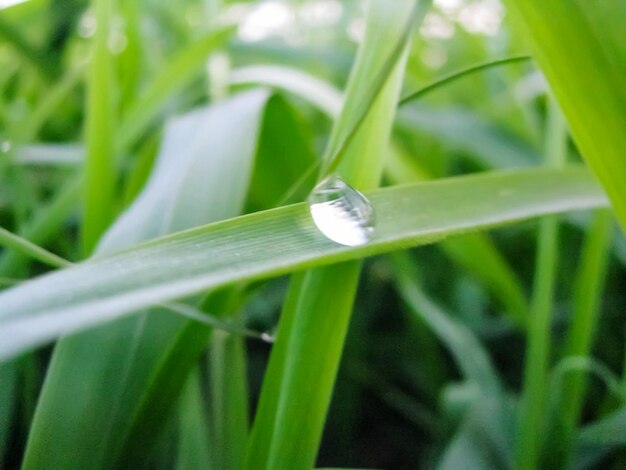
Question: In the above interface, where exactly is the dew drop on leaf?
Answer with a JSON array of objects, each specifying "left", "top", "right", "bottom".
[{"left": 307, "top": 173, "right": 374, "bottom": 247}]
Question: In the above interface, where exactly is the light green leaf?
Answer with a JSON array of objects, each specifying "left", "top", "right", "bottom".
[
  {"left": 504, "top": 1, "right": 626, "bottom": 232},
  {"left": 0, "top": 168, "right": 607, "bottom": 363}
]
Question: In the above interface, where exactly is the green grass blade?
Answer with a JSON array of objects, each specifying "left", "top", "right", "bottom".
[
  {"left": 321, "top": 1, "right": 429, "bottom": 180},
  {"left": 0, "top": 167, "right": 607, "bottom": 362},
  {"left": 176, "top": 368, "right": 212, "bottom": 470},
  {"left": 117, "top": 0, "right": 142, "bottom": 111},
  {"left": 247, "top": 1, "right": 425, "bottom": 467},
  {"left": 0, "top": 226, "right": 70, "bottom": 269},
  {"left": 398, "top": 55, "right": 532, "bottom": 106},
  {"left": 554, "top": 209, "right": 613, "bottom": 466},
  {"left": 13, "top": 144, "right": 83, "bottom": 166},
  {"left": 396, "top": 107, "right": 537, "bottom": 170},
  {"left": 265, "top": 262, "right": 361, "bottom": 469},
  {"left": 504, "top": 0, "right": 626, "bottom": 233},
  {"left": 516, "top": 214, "right": 559, "bottom": 468},
  {"left": 209, "top": 331, "right": 249, "bottom": 470},
  {"left": 0, "top": 177, "right": 80, "bottom": 276},
  {"left": 82, "top": 0, "right": 116, "bottom": 255},
  {"left": 242, "top": 272, "right": 305, "bottom": 469},
  {"left": 516, "top": 99, "right": 567, "bottom": 469}
]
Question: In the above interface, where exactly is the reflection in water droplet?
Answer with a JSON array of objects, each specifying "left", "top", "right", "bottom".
[{"left": 308, "top": 174, "right": 374, "bottom": 247}]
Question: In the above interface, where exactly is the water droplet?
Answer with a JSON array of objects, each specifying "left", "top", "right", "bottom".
[
  {"left": 1, "top": 140, "right": 11, "bottom": 153},
  {"left": 308, "top": 174, "right": 374, "bottom": 247}
]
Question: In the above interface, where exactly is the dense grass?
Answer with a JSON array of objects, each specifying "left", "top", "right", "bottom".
[{"left": 0, "top": 0, "right": 625, "bottom": 469}]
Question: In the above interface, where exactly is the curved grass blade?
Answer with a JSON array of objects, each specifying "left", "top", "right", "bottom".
[
  {"left": 0, "top": 167, "right": 607, "bottom": 360},
  {"left": 163, "top": 302, "right": 270, "bottom": 342},
  {"left": 398, "top": 55, "right": 532, "bottom": 106},
  {"left": 230, "top": 65, "right": 343, "bottom": 117},
  {"left": 551, "top": 209, "right": 613, "bottom": 466},
  {"left": 0, "top": 177, "right": 80, "bottom": 276},
  {"left": 0, "top": 226, "right": 70, "bottom": 269}
]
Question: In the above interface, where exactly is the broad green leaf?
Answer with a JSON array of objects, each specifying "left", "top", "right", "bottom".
[
  {"left": 22, "top": 90, "right": 272, "bottom": 470},
  {"left": 504, "top": 1, "right": 626, "bottom": 233},
  {"left": 0, "top": 167, "right": 607, "bottom": 363}
]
